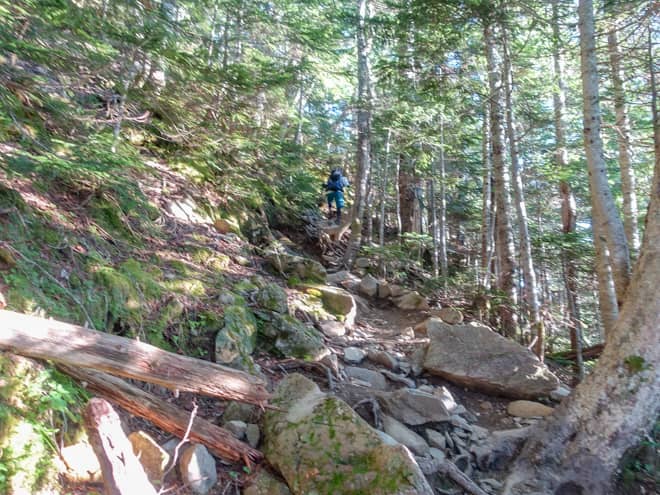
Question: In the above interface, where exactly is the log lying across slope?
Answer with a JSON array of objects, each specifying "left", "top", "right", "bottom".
[
  {"left": 62, "top": 365, "right": 263, "bottom": 464},
  {"left": 0, "top": 310, "right": 270, "bottom": 406}
]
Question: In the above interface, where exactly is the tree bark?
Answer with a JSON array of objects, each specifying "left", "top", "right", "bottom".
[
  {"left": 484, "top": 21, "right": 517, "bottom": 338},
  {"left": 62, "top": 365, "right": 263, "bottom": 464},
  {"left": 553, "top": 0, "right": 584, "bottom": 380},
  {"left": 503, "top": 131, "right": 660, "bottom": 494},
  {"left": 343, "top": 0, "right": 372, "bottom": 269},
  {"left": 608, "top": 23, "right": 640, "bottom": 256},
  {"left": 579, "top": 0, "right": 631, "bottom": 315},
  {"left": 398, "top": 157, "right": 416, "bottom": 235},
  {"left": 84, "top": 398, "right": 158, "bottom": 495},
  {"left": 480, "top": 108, "right": 493, "bottom": 289},
  {"left": 502, "top": 26, "right": 542, "bottom": 357},
  {"left": 0, "top": 310, "right": 270, "bottom": 406}
]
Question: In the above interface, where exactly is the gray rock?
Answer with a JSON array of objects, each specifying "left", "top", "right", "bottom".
[
  {"left": 223, "top": 402, "right": 259, "bottom": 423},
  {"left": 409, "top": 345, "right": 427, "bottom": 377},
  {"left": 359, "top": 274, "right": 379, "bottom": 297},
  {"left": 345, "top": 366, "right": 388, "bottom": 390},
  {"left": 470, "top": 427, "right": 531, "bottom": 471},
  {"left": 326, "top": 270, "right": 351, "bottom": 285},
  {"left": 381, "top": 370, "right": 416, "bottom": 388},
  {"left": 389, "top": 284, "right": 406, "bottom": 297},
  {"left": 393, "top": 291, "right": 429, "bottom": 310},
  {"left": 423, "top": 320, "right": 559, "bottom": 399},
  {"left": 262, "top": 374, "right": 433, "bottom": 495},
  {"left": 319, "top": 319, "right": 346, "bottom": 338},
  {"left": 377, "top": 280, "right": 391, "bottom": 298},
  {"left": 343, "top": 347, "right": 367, "bottom": 364},
  {"left": 434, "top": 386, "right": 458, "bottom": 412},
  {"left": 313, "top": 285, "right": 357, "bottom": 328},
  {"left": 433, "top": 307, "right": 464, "bottom": 325},
  {"left": 425, "top": 429, "right": 447, "bottom": 450},
  {"left": 246, "top": 424, "right": 260, "bottom": 448},
  {"left": 550, "top": 385, "right": 572, "bottom": 401},
  {"left": 179, "top": 444, "right": 217, "bottom": 494},
  {"left": 224, "top": 420, "right": 247, "bottom": 440},
  {"left": 215, "top": 305, "right": 259, "bottom": 373},
  {"left": 382, "top": 415, "right": 430, "bottom": 456},
  {"left": 355, "top": 257, "right": 371, "bottom": 268},
  {"left": 260, "top": 313, "right": 329, "bottom": 361},
  {"left": 367, "top": 349, "right": 398, "bottom": 370},
  {"left": 377, "top": 389, "right": 451, "bottom": 426},
  {"left": 429, "top": 447, "right": 446, "bottom": 462},
  {"left": 415, "top": 454, "right": 441, "bottom": 475}
]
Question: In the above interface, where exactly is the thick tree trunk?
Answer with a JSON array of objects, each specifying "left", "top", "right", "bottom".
[
  {"left": 503, "top": 137, "right": 660, "bottom": 494},
  {"left": 484, "top": 22, "right": 517, "bottom": 338},
  {"left": 553, "top": 0, "right": 583, "bottom": 379},
  {"left": 62, "top": 365, "right": 263, "bottom": 464},
  {"left": 579, "top": 0, "right": 631, "bottom": 314},
  {"left": 343, "top": 0, "right": 372, "bottom": 269},
  {"left": 608, "top": 25, "right": 640, "bottom": 256},
  {"left": 0, "top": 310, "right": 270, "bottom": 406},
  {"left": 502, "top": 28, "right": 542, "bottom": 357}
]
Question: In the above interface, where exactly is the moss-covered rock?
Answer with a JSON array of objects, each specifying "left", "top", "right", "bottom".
[
  {"left": 303, "top": 285, "right": 356, "bottom": 327},
  {"left": 259, "top": 313, "right": 328, "bottom": 361},
  {"left": 255, "top": 283, "right": 288, "bottom": 314},
  {"left": 215, "top": 305, "right": 259, "bottom": 372},
  {"left": 263, "top": 242, "right": 326, "bottom": 283},
  {"left": 262, "top": 374, "right": 433, "bottom": 495},
  {"left": 243, "top": 469, "right": 292, "bottom": 495}
]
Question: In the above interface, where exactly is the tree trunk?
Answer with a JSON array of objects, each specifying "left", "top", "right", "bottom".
[
  {"left": 553, "top": 0, "right": 584, "bottom": 380},
  {"left": 0, "top": 310, "right": 270, "bottom": 406},
  {"left": 579, "top": 0, "right": 631, "bottom": 314},
  {"left": 438, "top": 118, "right": 448, "bottom": 279},
  {"left": 502, "top": 27, "right": 542, "bottom": 357},
  {"left": 484, "top": 22, "right": 517, "bottom": 338},
  {"left": 379, "top": 129, "right": 391, "bottom": 276},
  {"left": 503, "top": 128, "right": 660, "bottom": 494},
  {"left": 343, "top": 0, "right": 372, "bottom": 269},
  {"left": 398, "top": 158, "right": 416, "bottom": 235},
  {"left": 608, "top": 23, "right": 640, "bottom": 256},
  {"left": 480, "top": 110, "right": 493, "bottom": 289},
  {"left": 62, "top": 365, "right": 263, "bottom": 464}
]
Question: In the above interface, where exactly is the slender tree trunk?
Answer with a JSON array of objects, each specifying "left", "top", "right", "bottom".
[
  {"left": 553, "top": 0, "right": 584, "bottom": 380},
  {"left": 429, "top": 165, "right": 439, "bottom": 278},
  {"left": 379, "top": 130, "right": 391, "bottom": 276},
  {"left": 649, "top": 15, "right": 660, "bottom": 191},
  {"left": 608, "top": 25, "right": 640, "bottom": 256},
  {"left": 484, "top": 22, "right": 517, "bottom": 338},
  {"left": 579, "top": 0, "right": 631, "bottom": 320},
  {"left": 481, "top": 111, "right": 493, "bottom": 289},
  {"left": 399, "top": 158, "right": 416, "bottom": 235},
  {"left": 395, "top": 153, "right": 402, "bottom": 236},
  {"left": 294, "top": 64, "right": 305, "bottom": 146},
  {"left": 343, "top": 0, "right": 372, "bottom": 268},
  {"left": 502, "top": 27, "right": 542, "bottom": 357},
  {"left": 438, "top": 118, "right": 448, "bottom": 279},
  {"left": 503, "top": 113, "right": 660, "bottom": 495}
]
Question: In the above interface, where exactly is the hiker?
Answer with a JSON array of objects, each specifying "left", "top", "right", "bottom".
[{"left": 323, "top": 168, "right": 349, "bottom": 222}]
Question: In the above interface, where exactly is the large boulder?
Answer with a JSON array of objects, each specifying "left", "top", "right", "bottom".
[
  {"left": 262, "top": 374, "right": 433, "bottom": 495},
  {"left": 214, "top": 305, "right": 258, "bottom": 372},
  {"left": 423, "top": 321, "right": 559, "bottom": 399},
  {"left": 259, "top": 313, "right": 328, "bottom": 360},
  {"left": 359, "top": 274, "right": 379, "bottom": 297}
]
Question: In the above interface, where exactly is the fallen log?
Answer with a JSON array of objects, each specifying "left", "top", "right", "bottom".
[
  {"left": 62, "top": 365, "right": 263, "bottom": 464},
  {"left": 84, "top": 398, "right": 158, "bottom": 495},
  {"left": 552, "top": 343, "right": 604, "bottom": 361},
  {"left": 0, "top": 310, "right": 270, "bottom": 406}
]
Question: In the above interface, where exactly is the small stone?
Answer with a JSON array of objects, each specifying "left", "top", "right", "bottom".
[
  {"left": 550, "top": 385, "right": 571, "bottom": 401},
  {"left": 367, "top": 349, "right": 398, "bottom": 370},
  {"left": 434, "top": 307, "right": 464, "bottom": 325},
  {"left": 246, "top": 424, "right": 260, "bottom": 448},
  {"left": 401, "top": 327, "right": 416, "bottom": 339},
  {"left": 223, "top": 402, "right": 258, "bottom": 423},
  {"left": 179, "top": 444, "right": 217, "bottom": 494},
  {"left": 358, "top": 274, "right": 379, "bottom": 297},
  {"left": 434, "top": 386, "right": 458, "bottom": 412},
  {"left": 479, "top": 400, "right": 494, "bottom": 411},
  {"left": 224, "top": 420, "right": 248, "bottom": 439},
  {"left": 388, "top": 284, "right": 405, "bottom": 297},
  {"left": 429, "top": 447, "right": 446, "bottom": 462},
  {"left": 507, "top": 400, "right": 554, "bottom": 418},
  {"left": 425, "top": 429, "right": 447, "bottom": 450},
  {"left": 343, "top": 347, "right": 367, "bottom": 364}
]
